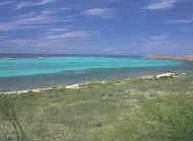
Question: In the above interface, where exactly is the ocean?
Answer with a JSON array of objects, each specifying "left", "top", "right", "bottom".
[{"left": 0, "top": 54, "right": 192, "bottom": 92}]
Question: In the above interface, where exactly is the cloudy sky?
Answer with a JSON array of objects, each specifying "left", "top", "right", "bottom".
[{"left": 0, "top": 0, "right": 192, "bottom": 56}]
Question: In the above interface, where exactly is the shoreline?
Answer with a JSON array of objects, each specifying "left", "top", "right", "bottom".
[
  {"left": 145, "top": 54, "right": 193, "bottom": 61},
  {"left": 0, "top": 72, "right": 181, "bottom": 95}
]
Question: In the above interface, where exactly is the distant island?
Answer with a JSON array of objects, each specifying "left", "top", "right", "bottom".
[{"left": 146, "top": 54, "right": 193, "bottom": 61}]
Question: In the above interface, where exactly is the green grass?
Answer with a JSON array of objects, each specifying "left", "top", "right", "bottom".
[{"left": 0, "top": 74, "right": 192, "bottom": 141}]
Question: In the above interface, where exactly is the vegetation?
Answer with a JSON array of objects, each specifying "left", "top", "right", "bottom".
[{"left": 0, "top": 74, "right": 192, "bottom": 141}]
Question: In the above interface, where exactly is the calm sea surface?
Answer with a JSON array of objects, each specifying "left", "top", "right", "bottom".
[{"left": 0, "top": 54, "right": 192, "bottom": 92}]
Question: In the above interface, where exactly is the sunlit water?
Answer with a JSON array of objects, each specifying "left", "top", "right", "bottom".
[
  {"left": 0, "top": 55, "right": 192, "bottom": 92},
  {"left": 0, "top": 56, "right": 181, "bottom": 77}
]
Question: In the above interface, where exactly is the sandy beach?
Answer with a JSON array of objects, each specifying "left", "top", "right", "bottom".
[{"left": 0, "top": 72, "right": 180, "bottom": 95}]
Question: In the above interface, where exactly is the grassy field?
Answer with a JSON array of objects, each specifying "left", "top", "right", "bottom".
[{"left": 0, "top": 74, "right": 192, "bottom": 141}]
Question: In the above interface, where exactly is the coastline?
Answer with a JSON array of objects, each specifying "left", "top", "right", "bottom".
[
  {"left": 0, "top": 72, "right": 181, "bottom": 95},
  {"left": 145, "top": 54, "right": 193, "bottom": 61}
]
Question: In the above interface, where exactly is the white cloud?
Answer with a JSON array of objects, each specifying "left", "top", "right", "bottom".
[
  {"left": 131, "top": 35, "right": 173, "bottom": 49},
  {"left": 45, "top": 31, "right": 90, "bottom": 40},
  {"left": 16, "top": 0, "right": 55, "bottom": 9},
  {"left": 49, "top": 28, "right": 68, "bottom": 32},
  {"left": 143, "top": 0, "right": 177, "bottom": 10},
  {"left": 0, "top": 21, "right": 19, "bottom": 31},
  {"left": 167, "top": 17, "right": 193, "bottom": 24},
  {"left": 0, "top": 36, "right": 9, "bottom": 41},
  {"left": 129, "top": 35, "right": 193, "bottom": 56},
  {"left": 0, "top": 1, "right": 14, "bottom": 6},
  {"left": 0, "top": 15, "right": 51, "bottom": 31},
  {"left": 149, "top": 35, "right": 168, "bottom": 40},
  {"left": 103, "top": 47, "right": 113, "bottom": 53},
  {"left": 83, "top": 8, "right": 113, "bottom": 18},
  {"left": 16, "top": 14, "right": 53, "bottom": 25},
  {"left": 0, "top": 10, "right": 63, "bottom": 31}
]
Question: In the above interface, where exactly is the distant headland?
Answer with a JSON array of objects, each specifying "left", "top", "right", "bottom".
[{"left": 146, "top": 54, "right": 193, "bottom": 61}]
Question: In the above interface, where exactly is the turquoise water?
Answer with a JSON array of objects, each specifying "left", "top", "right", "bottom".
[{"left": 0, "top": 56, "right": 182, "bottom": 77}]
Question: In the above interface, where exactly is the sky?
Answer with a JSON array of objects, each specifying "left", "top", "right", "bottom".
[{"left": 0, "top": 0, "right": 192, "bottom": 56}]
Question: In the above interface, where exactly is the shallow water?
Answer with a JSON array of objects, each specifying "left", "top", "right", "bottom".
[
  {"left": 0, "top": 55, "right": 192, "bottom": 92},
  {"left": 0, "top": 56, "right": 181, "bottom": 77}
]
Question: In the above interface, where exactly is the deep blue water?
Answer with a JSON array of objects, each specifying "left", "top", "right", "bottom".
[{"left": 0, "top": 55, "right": 192, "bottom": 92}]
